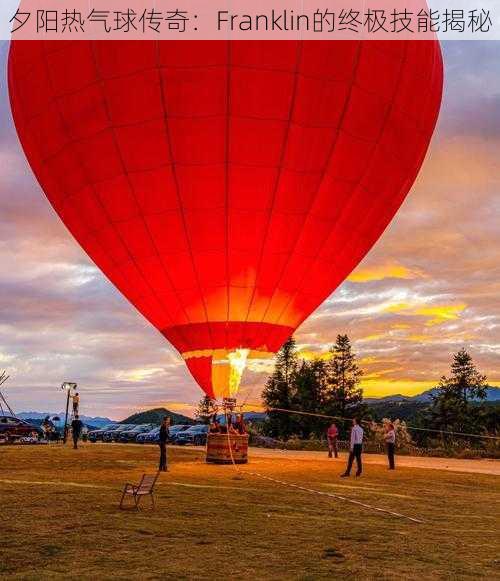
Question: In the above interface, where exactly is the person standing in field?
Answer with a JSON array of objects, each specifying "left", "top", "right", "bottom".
[
  {"left": 71, "top": 415, "right": 83, "bottom": 449},
  {"left": 158, "top": 416, "right": 170, "bottom": 472},
  {"left": 327, "top": 422, "right": 339, "bottom": 458},
  {"left": 341, "top": 418, "right": 364, "bottom": 477},
  {"left": 385, "top": 422, "right": 396, "bottom": 470}
]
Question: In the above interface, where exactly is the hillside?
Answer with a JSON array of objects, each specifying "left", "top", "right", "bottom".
[
  {"left": 367, "top": 400, "right": 431, "bottom": 422},
  {"left": 122, "top": 407, "right": 195, "bottom": 426},
  {"left": 367, "top": 397, "right": 500, "bottom": 423}
]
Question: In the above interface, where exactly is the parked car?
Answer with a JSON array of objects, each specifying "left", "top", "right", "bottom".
[
  {"left": 136, "top": 427, "right": 160, "bottom": 444},
  {"left": 136, "top": 424, "right": 192, "bottom": 444},
  {"left": 117, "top": 424, "right": 156, "bottom": 443},
  {"left": 0, "top": 415, "right": 41, "bottom": 442},
  {"left": 102, "top": 424, "right": 134, "bottom": 442},
  {"left": 168, "top": 424, "right": 192, "bottom": 443},
  {"left": 174, "top": 424, "right": 209, "bottom": 446},
  {"left": 88, "top": 423, "right": 120, "bottom": 443}
]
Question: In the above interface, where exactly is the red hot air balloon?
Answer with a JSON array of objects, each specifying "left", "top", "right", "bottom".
[{"left": 8, "top": 40, "right": 443, "bottom": 401}]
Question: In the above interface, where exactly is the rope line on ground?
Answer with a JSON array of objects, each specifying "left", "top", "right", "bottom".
[
  {"left": 219, "top": 406, "right": 425, "bottom": 524},
  {"left": 244, "top": 471, "right": 425, "bottom": 524},
  {"left": 261, "top": 406, "right": 500, "bottom": 441},
  {"left": 220, "top": 410, "right": 424, "bottom": 524}
]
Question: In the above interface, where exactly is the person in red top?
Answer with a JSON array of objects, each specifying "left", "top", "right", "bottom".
[{"left": 327, "top": 422, "right": 339, "bottom": 458}]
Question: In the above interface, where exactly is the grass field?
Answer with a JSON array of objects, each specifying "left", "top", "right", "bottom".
[{"left": 1, "top": 443, "right": 499, "bottom": 580}]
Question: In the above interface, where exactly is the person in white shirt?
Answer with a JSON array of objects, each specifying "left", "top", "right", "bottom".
[
  {"left": 385, "top": 422, "right": 396, "bottom": 470},
  {"left": 341, "top": 418, "right": 364, "bottom": 477}
]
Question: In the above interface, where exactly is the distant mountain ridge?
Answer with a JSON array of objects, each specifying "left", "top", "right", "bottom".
[
  {"left": 17, "top": 411, "right": 112, "bottom": 427},
  {"left": 364, "top": 386, "right": 500, "bottom": 404}
]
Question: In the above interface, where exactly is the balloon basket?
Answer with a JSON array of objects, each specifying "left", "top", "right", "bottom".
[{"left": 206, "top": 433, "right": 249, "bottom": 465}]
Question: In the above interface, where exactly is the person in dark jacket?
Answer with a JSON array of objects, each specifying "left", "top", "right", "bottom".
[
  {"left": 71, "top": 415, "right": 83, "bottom": 449},
  {"left": 159, "top": 416, "right": 170, "bottom": 472}
]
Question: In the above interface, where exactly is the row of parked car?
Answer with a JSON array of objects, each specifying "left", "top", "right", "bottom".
[{"left": 88, "top": 423, "right": 209, "bottom": 445}]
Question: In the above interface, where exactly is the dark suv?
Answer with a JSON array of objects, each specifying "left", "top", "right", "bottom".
[
  {"left": 102, "top": 424, "right": 134, "bottom": 442},
  {"left": 117, "top": 424, "right": 155, "bottom": 443},
  {"left": 174, "top": 424, "right": 209, "bottom": 446},
  {"left": 0, "top": 416, "right": 40, "bottom": 442},
  {"left": 168, "top": 424, "right": 191, "bottom": 443},
  {"left": 88, "top": 423, "right": 120, "bottom": 443}
]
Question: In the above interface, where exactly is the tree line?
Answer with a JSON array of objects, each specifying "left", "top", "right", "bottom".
[
  {"left": 194, "top": 335, "right": 498, "bottom": 449},
  {"left": 262, "top": 335, "right": 365, "bottom": 440},
  {"left": 260, "top": 336, "right": 498, "bottom": 448}
]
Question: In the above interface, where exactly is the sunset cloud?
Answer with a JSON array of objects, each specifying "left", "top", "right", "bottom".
[
  {"left": 348, "top": 262, "right": 426, "bottom": 283},
  {"left": 382, "top": 302, "right": 467, "bottom": 326}
]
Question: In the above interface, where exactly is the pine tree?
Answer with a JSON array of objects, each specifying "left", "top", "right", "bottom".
[
  {"left": 430, "top": 349, "right": 488, "bottom": 436},
  {"left": 195, "top": 395, "right": 217, "bottom": 424},
  {"left": 324, "top": 335, "right": 364, "bottom": 432},
  {"left": 292, "top": 359, "right": 328, "bottom": 438},
  {"left": 262, "top": 337, "right": 299, "bottom": 438},
  {"left": 446, "top": 348, "right": 487, "bottom": 404}
]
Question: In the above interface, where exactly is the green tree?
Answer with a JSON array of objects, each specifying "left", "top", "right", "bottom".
[
  {"left": 262, "top": 337, "right": 299, "bottom": 438},
  {"left": 324, "top": 335, "right": 365, "bottom": 436},
  {"left": 292, "top": 359, "right": 328, "bottom": 438},
  {"left": 195, "top": 395, "right": 217, "bottom": 424},
  {"left": 443, "top": 348, "right": 487, "bottom": 404},
  {"left": 429, "top": 349, "right": 488, "bottom": 440}
]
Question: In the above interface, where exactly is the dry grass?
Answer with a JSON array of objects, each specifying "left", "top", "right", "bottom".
[{"left": 1, "top": 443, "right": 499, "bottom": 580}]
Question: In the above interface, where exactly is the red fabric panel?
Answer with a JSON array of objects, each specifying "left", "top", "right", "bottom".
[
  {"left": 186, "top": 356, "right": 215, "bottom": 400},
  {"left": 8, "top": 40, "right": 443, "bottom": 399},
  {"left": 162, "top": 322, "right": 294, "bottom": 355}
]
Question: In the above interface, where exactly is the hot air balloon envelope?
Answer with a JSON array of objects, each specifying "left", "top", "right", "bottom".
[{"left": 8, "top": 40, "right": 443, "bottom": 399}]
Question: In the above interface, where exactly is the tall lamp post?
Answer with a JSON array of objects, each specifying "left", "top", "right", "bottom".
[{"left": 61, "top": 382, "right": 77, "bottom": 443}]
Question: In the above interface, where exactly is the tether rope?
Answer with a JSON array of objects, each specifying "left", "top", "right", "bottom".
[{"left": 258, "top": 407, "right": 500, "bottom": 441}]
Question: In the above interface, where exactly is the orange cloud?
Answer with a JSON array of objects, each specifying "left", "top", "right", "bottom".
[
  {"left": 358, "top": 333, "right": 387, "bottom": 342},
  {"left": 407, "top": 334, "right": 434, "bottom": 342},
  {"left": 417, "top": 305, "right": 467, "bottom": 326},
  {"left": 383, "top": 302, "right": 467, "bottom": 326},
  {"left": 297, "top": 349, "right": 333, "bottom": 362},
  {"left": 348, "top": 262, "right": 426, "bottom": 283}
]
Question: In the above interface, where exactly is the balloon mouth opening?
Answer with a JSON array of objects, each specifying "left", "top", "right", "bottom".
[{"left": 182, "top": 348, "right": 273, "bottom": 399}]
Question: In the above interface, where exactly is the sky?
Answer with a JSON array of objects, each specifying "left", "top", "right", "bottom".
[{"left": 0, "top": 41, "right": 499, "bottom": 420}]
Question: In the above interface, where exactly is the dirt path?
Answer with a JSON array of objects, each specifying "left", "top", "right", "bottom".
[{"left": 248, "top": 447, "right": 500, "bottom": 476}]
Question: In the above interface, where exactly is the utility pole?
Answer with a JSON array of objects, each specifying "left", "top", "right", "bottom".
[{"left": 61, "top": 382, "right": 77, "bottom": 444}]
